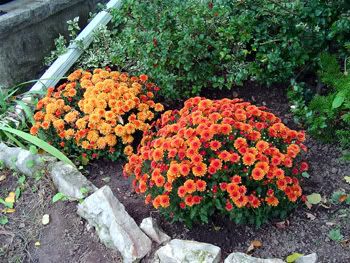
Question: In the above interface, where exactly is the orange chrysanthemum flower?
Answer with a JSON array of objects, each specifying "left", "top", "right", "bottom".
[
  {"left": 192, "top": 162, "right": 207, "bottom": 177},
  {"left": 184, "top": 179, "right": 196, "bottom": 193},
  {"left": 177, "top": 186, "right": 187, "bottom": 198},
  {"left": 196, "top": 180, "right": 207, "bottom": 192},
  {"left": 152, "top": 148, "right": 164, "bottom": 162},
  {"left": 251, "top": 168, "right": 265, "bottom": 181},
  {"left": 242, "top": 153, "right": 256, "bottom": 166},
  {"left": 209, "top": 140, "right": 222, "bottom": 151},
  {"left": 265, "top": 196, "right": 279, "bottom": 206}
]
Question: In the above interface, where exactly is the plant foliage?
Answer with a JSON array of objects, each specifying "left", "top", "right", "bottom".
[
  {"left": 288, "top": 52, "right": 350, "bottom": 159},
  {"left": 57, "top": 0, "right": 349, "bottom": 100}
]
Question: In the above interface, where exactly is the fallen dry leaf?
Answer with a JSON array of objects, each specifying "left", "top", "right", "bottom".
[
  {"left": 2, "top": 208, "right": 15, "bottom": 214},
  {"left": 340, "top": 239, "right": 350, "bottom": 247},
  {"left": 0, "top": 175, "right": 6, "bottom": 182},
  {"left": 306, "top": 212, "right": 316, "bottom": 220},
  {"left": 252, "top": 240, "right": 262, "bottom": 248},
  {"left": 5, "top": 192, "right": 15, "bottom": 204},
  {"left": 247, "top": 240, "right": 262, "bottom": 254},
  {"left": 344, "top": 176, "right": 350, "bottom": 184},
  {"left": 275, "top": 220, "right": 290, "bottom": 229},
  {"left": 320, "top": 203, "right": 331, "bottom": 209},
  {"left": 117, "top": 115, "right": 124, "bottom": 125},
  {"left": 37, "top": 149, "right": 45, "bottom": 155},
  {"left": 305, "top": 201, "right": 312, "bottom": 209},
  {"left": 339, "top": 194, "right": 348, "bottom": 203}
]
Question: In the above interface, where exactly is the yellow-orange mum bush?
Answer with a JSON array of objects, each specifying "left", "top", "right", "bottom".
[
  {"left": 123, "top": 97, "right": 309, "bottom": 226},
  {"left": 31, "top": 69, "right": 164, "bottom": 161}
]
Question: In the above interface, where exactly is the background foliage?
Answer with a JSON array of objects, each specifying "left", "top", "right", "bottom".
[
  {"left": 288, "top": 51, "right": 350, "bottom": 159},
  {"left": 55, "top": 0, "right": 350, "bottom": 100}
]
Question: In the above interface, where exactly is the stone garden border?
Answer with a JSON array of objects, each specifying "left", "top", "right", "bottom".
[{"left": 0, "top": 142, "right": 317, "bottom": 263}]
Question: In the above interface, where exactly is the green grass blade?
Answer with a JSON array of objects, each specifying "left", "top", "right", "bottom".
[
  {"left": 3, "top": 131, "right": 25, "bottom": 148},
  {"left": 0, "top": 126, "right": 74, "bottom": 167},
  {"left": 16, "top": 100, "right": 35, "bottom": 125}
]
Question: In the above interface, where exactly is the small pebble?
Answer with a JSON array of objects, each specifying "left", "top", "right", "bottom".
[
  {"left": 42, "top": 214, "right": 50, "bottom": 225},
  {"left": 102, "top": 177, "right": 111, "bottom": 183}
]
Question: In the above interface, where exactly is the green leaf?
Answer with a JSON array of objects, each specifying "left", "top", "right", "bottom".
[
  {"left": 26, "top": 160, "right": 35, "bottom": 168},
  {"left": 0, "top": 198, "right": 13, "bottom": 209},
  {"left": 0, "top": 126, "right": 74, "bottom": 167},
  {"left": 307, "top": 193, "right": 322, "bottom": 205},
  {"left": 302, "top": 172, "right": 310, "bottom": 178},
  {"left": 0, "top": 216, "right": 8, "bottom": 225},
  {"left": 15, "top": 187, "right": 21, "bottom": 199},
  {"left": 286, "top": 253, "right": 304, "bottom": 263},
  {"left": 29, "top": 145, "right": 38, "bottom": 154},
  {"left": 332, "top": 93, "right": 345, "bottom": 109},
  {"left": 81, "top": 156, "right": 89, "bottom": 166},
  {"left": 18, "top": 175, "right": 26, "bottom": 185},
  {"left": 214, "top": 198, "right": 222, "bottom": 210},
  {"left": 80, "top": 187, "right": 89, "bottom": 196},
  {"left": 52, "top": 192, "right": 65, "bottom": 203},
  {"left": 328, "top": 228, "right": 343, "bottom": 241},
  {"left": 16, "top": 100, "right": 35, "bottom": 125},
  {"left": 3, "top": 131, "right": 26, "bottom": 148}
]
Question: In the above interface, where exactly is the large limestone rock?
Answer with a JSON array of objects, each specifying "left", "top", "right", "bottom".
[
  {"left": 77, "top": 186, "right": 152, "bottom": 263},
  {"left": 140, "top": 217, "right": 170, "bottom": 245},
  {"left": 224, "top": 252, "right": 285, "bottom": 263},
  {"left": 49, "top": 161, "right": 97, "bottom": 200},
  {"left": 153, "top": 239, "right": 221, "bottom": 263},
  {"left": 0, "top": 142, "right": 52, "bottom": 176}
]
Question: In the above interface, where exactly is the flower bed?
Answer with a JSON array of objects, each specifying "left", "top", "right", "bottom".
[
  {"left": 30, "top": 69, "right": 164, "bottom": 161},
  {"left": 124, "top": 97, "right": 308, "bottom": 226}
]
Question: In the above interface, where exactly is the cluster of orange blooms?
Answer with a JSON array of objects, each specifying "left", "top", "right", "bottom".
[
  {"left": 124, "top": 97, "right": 308, "bottom": 223},
  {"left": 30, "top": 69, "right": 164, "bottom": 159}
]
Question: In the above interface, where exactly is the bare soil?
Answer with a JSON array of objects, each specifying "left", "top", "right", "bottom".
[{"left": 0, "top": 169, "right": 120, "bottom": 263}]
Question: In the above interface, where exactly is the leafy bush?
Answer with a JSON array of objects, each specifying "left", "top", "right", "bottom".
[
  {"left": 123, "top": 97, "right": 308, "bottom": 226},
  {"left": 30, "top": 69, "right": 164, "bottom": 162},
  {"left": 59, "top": 0, "right": 347, "bottom": 100},
  {"left": 288, "top": 53, "right": 350, "bottom": 159}
]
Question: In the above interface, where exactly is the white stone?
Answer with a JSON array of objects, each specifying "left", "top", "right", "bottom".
[
  {"left": 0, "top": 143, "right": 49, "bottom": 176},
  {"left": 153, "top": 239, "right": 221, "bottom": 263},
  {"left": 295, "top": 253, "right": 317, "bottom": 263},
  {"left": 140, "top": 217, "right": 170, "bottom": 245},
  {"left": 224, "top": 252, "right": 285, "bottom": 263},
  {"left": 77, "top": 186, "right": 152, "bottom": 263},
  {"left": 42, "top": 214, "right": 50, "bottom": 225},
  {"left": 49, "top": 161, "right": 97, "bottom": 200}
]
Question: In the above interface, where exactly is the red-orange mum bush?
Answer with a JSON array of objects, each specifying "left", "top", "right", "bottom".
[
  {"left": 124, "top": 97, "right": 309, "bottom": 226},
  {"left": 30, "top": 69, "right": 163, "bottom": 162}
]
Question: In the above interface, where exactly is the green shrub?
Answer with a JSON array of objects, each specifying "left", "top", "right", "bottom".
[
  {"left": 289, "top": 52, "right": 350, "bottom": 159},
  {"left": 66, "top": 0, "right": 348, "bottom": 100}
]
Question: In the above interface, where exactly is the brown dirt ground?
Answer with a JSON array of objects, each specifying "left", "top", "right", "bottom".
[{"left": 0, "top": 168, "right": 121, "bottom": 263}]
